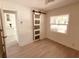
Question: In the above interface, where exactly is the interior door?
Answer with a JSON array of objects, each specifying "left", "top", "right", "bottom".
[{"left": 0, "top": 10, "right": 7, "bottom": 58}]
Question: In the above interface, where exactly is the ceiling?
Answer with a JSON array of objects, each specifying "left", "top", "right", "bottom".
[{"left": 3, "top": 0, "right": 79, "bottom": 11}]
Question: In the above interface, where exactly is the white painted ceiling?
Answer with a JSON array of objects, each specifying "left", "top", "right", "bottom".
[{"left": 3, "top": 0, "right": 79, "bottom": 11}]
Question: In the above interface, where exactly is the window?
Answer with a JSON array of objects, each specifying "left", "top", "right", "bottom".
[
  {"left": 34, "top": 25, "right": 40, "bottom": 29},
  {"left": 50, "top": 14, "right": 69, "bottom": 33},
  {"left": 6, "top": 14, "right": 10, "bottom": 21},
  {"left": 35, "top": 14, "right": 40, "bottom": 18},
  {"left": 35, "top": 20, "right": 40, "bottom": 24},
  {"left": 35, "top": 31, "right": 40, "bottom": 35}
]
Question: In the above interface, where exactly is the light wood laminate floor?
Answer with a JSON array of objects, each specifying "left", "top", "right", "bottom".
[{"left": 6, "top": 39, "right": 79, "bottom": 58}]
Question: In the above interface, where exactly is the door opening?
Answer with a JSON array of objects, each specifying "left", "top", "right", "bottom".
[
  {"left": 2, "top": 10, "right": 19, "bottom": 57},
  {"left": 3, "top": 10, "right": 18, "bottom": 47}
]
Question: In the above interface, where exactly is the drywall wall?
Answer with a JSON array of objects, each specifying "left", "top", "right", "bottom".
[
  {"left": 46, "top": 3, "right": 79, "bottom": 50},
  {"left": 0, "top": 0, "right": 33, "bottom": 46},
  {"left": 0, "top": 0, "right": 45, "bottom": 46},
  {"left": 40, "top": 14, "right": 46, "bottom": 39}
]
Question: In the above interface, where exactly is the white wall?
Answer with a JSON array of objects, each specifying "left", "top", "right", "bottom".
[
  {"left": 46, "top": 3, "right": 79, "bottom": 50},
  {"left": 0, "top": 0, "right": 33, "bottom": 46},
  {"left": 0, "top": 0, "right": 46, "bottom": 46},
  {"left": 40, "top": 14, "right": 46, "bottom": 39}
]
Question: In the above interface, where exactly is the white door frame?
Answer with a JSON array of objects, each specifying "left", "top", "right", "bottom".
[
  {"left": 0, "top": 9, "right": 7, "bottom": 58},
  {"left": 1, "top": 9, "right": 19, "bottom": 46}
]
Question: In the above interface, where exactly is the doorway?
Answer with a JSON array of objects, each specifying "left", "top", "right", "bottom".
[
  {"left": 2, "top": 10, "right": 19, "bottom": 57},
  {"left": 3, "top": 10, "right": 18, "bottom": 47}
]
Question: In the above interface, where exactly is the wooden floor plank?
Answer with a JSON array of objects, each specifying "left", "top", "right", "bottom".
[{"left": 6, "top": 39, "right": 79, "bottom": 58}]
